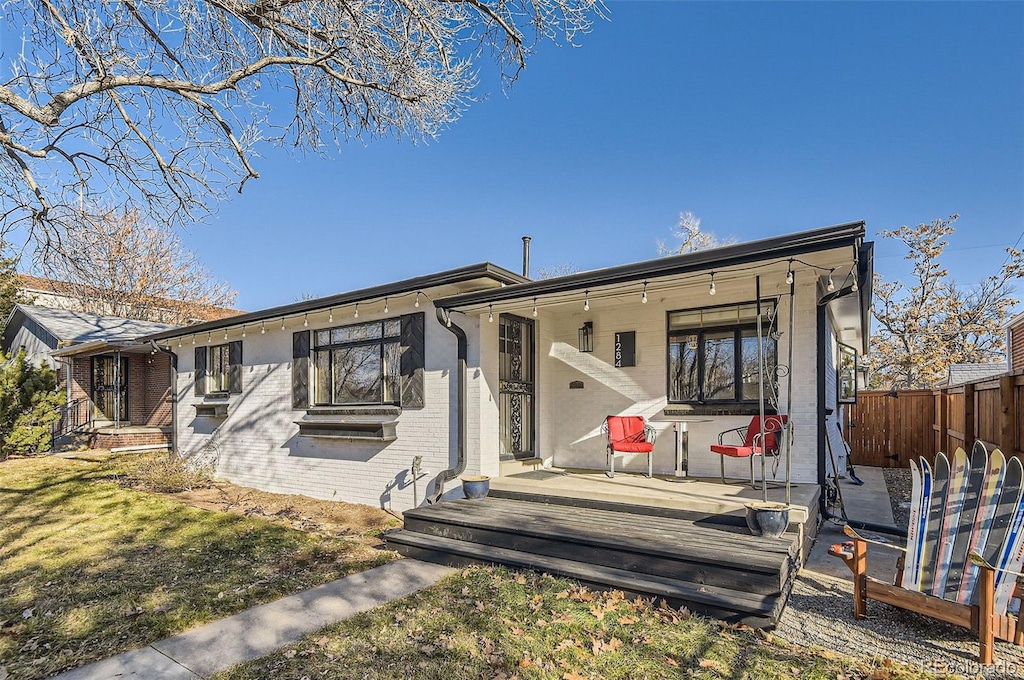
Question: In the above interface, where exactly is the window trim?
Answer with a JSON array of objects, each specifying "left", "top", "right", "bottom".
[
  {"left": 312, "top": 319, "right": 402, "bottom": 407},
  {"left": 665, "top": 301, "right": 778, "bottom": 405}
]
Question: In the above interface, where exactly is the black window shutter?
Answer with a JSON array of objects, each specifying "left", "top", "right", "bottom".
[
  {"left": 194, "top": 346, "right": 207, "bottom": 396},
  {"left": 228, "top": 340, "right": 243, "bottom": 394},
  {"left": 292, "top": 330, "right": 310, "bottom": 409},
  {"left": 400, "top": 312, "right": 425, "bottom": 408}
]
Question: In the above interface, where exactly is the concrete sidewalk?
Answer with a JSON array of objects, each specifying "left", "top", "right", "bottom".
[
  {"left": 803, "top": 465, "right": 900, "bottom": 580},
  {"left": 51, "top": 559, "right": 454, "bottom": 680}
]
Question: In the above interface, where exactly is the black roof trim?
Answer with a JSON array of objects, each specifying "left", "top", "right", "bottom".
[
  {"left": 141, "top": 262, "right": 527, "bottom": 342},
  {"left": 435, "top": 221, "right": 867, "bottom": 310}
]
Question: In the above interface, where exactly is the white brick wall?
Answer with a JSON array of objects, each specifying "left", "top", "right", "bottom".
[
  {"left": 174, "top": 301, "right": 475, "bottom": 511},
  {"left": 474, "top": 276, "right": 828, "bottom": 484}
]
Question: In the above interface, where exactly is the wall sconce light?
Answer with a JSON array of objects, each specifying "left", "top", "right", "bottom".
[{"left": 578, "top": 321, "right": 594, "bottom": 353}]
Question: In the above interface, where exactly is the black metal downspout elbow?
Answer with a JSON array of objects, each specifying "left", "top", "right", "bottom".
[{"left": 429, "top": 308, "right": 467, "bottom": 503}]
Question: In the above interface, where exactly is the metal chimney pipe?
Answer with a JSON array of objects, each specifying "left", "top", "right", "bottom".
[{"left": 522, "top": 236, "right": 531, "bottom": 278}]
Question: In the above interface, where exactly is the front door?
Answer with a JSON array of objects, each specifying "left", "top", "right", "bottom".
[
  {"left": 92, "top": 356, "right": 129, "bottom": 422},
  {"left": 498, "top": 314, "right": 535, "bottom": 459}
]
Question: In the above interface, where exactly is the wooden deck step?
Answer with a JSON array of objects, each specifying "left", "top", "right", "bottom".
[
  {"left": 388, "top": 496, "right": 798, "bottom": 627},
  {"left": 387, "top": 530, "right": 785, "bottom": 628}
]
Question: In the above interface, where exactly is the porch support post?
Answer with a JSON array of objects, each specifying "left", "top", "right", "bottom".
[
  {"left": 785, "top": 271, "right": 796, "bottom": 506},
  {"left": 756, "top": 276, "right": 767, "bottom": 503},
  {"left": 114, "top": 350, "right": 121, "bottom": 429}
]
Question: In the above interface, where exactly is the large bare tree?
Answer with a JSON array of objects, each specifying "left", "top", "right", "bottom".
[
  {"left": 0, "top": 0, "right": 603, "bottom": 254},
  {"left": 866, "top": 215, "right": 1023, "bottom": 389},
  {"left": 42, "top": 209, "right": 237, "bottom": 324}
]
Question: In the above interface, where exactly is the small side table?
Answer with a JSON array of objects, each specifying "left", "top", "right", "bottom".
[{"left": 662, "top": 416, "right": 713, "bottom": 478}]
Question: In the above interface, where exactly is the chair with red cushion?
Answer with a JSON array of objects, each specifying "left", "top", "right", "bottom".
[
  {"left": 710, "top": 415, "right": 788, "bottom": 487},
  {"left": 603, "top": 415, "right": 656, "bottom": 478}
]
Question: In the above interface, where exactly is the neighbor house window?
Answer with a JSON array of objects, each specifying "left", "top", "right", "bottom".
[
  {"left": 313, "top": 319, "right": 402, "bottom": 405},
  {"left": 207, "top": 344, "right": 230, "bottom": 393},
  {"left": 668, "top": 301, "right": 777, "bottom": 404}
]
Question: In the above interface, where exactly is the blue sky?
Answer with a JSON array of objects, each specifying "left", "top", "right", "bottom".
[{"left": 180, "top": 1, "right": 1024, "bottom": 311}]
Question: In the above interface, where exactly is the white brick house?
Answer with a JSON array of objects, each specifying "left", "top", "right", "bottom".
[{"left": 141, "top": 223, "right": 873, "bottom": 513}]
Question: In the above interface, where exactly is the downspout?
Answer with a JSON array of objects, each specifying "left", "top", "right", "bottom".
[
  {"left": 429, "top": 308, "right": 467, "bottom": 503},
  {"left": 817, "top": 286, "right": 906, "bottom": 537},
  {"left": 150, "top": 341, "right": 178, "bottom": 453}
]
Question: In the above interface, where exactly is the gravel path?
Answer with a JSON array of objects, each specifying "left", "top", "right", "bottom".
[{"left": 774, "top": 467, "right": 1024, "bottom": 679}]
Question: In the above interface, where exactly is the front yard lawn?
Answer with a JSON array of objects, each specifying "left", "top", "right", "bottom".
[
  {"left": 0, "top": 452, "right": 398, "bottom": 680},
  {"left": 213, "top": 566, "right": 944, "bottom": 680}
]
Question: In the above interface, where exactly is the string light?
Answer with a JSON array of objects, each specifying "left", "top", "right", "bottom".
[
  {"left": 851, "top": 276, "right": 859, "bottom": 292},
  {"left": 280, "top": 317, "right": 285, "bottom": 330},
  {"left": 207, "top": 331, "right": 212, "bottom": 343},
  {"left": 192, "top": 336, "right": 196, "bottom": 345},
  {"left": 178, "top": 338, "right": 182, "bottom": 348},
  {"left": 786, "top": 260, "right": 794, "bottom": 285},
  {"left": 641, "top": 281, "right": 648, "bottom": 304},
  {"left": 354, "top": 303, "right": 359, "bottom": 319},
  {"left": 532, "top": 298, "right": 538, "bottom": 317},
  {"left": 414, "top": 292, "right": 420, "bottom": 308},
  {"left": 708, "top": 272, "right": 716, "bottom": 296},
  {"left": 488, "top": 304, "right": 494, "bottom": 323},
  {"left": 827, "top": 269, "right": 835, "bottom": 292},
  {"left": 242, "top": 326, "right": 246, "bottom": 338},
  {"left": 583, "top": 290, "right": 590, "bottom": 312},
  {"left": 261, "top": 321, "right": 266, "bottom": 334},
  {"left": 224, "top": 330, "right": 228, "bottom": 340},
  {"left": 303, "top": 313, "right": 308, "bottom": 327},
  {"left": 383, "top": 298, "right": 389, "bottom": 314}
]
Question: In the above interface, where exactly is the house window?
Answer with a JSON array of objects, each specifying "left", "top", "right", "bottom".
[
  {"left": 207, "top": 344, "right": 230, "bottom": 393},
  {"left": 313, "top": 319, "right": 402, "bottom": 405},
  {"left": 668, "top": 301, "right": 777, "bottom": 404}
]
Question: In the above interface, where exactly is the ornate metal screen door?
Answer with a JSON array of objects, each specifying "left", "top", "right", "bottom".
[
  {"left": 498, "top": 314, "right": 535, "bottom": 459},
  {"left": 92, "top": 355, "right": 128, "bottom": 422}
]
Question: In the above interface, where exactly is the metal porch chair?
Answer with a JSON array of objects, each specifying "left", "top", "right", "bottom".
[
  {"left": 603, "top": 415, "right": 656, "bottom": 478},
  {"left": 710, "top": 415, "right": 787, "bottom": 488}
]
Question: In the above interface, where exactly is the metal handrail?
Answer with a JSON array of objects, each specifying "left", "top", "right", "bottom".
[{"left": 51, "top": 398, "right": 91, "bottom": 439}]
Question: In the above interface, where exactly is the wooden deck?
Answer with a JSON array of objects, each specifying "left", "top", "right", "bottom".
[{"left": 386, "top": 494, "right": 800, "bottom": 628}]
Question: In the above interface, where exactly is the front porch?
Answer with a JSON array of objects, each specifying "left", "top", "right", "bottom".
[{"left": 387, "top": 467, "right": 818, "bottom": 629}]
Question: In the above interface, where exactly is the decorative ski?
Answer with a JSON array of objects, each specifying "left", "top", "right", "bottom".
[
  {"left": 919, "top": 452, "right": 950, "bottom": 594},
  {"left": 972, "top": 454, "right": 1023, "bottom": 606},
  {"left": 957, "top": 447, "right": 1006, "bottom": 604},
  {"left": 910, "top": 458, "right": 933, "bottom": 591},
  {"left": 931, "top": 447, "right": 969, "bottom": 596},
  {"left": 943, "top": 441, "right": 989, "bottom": 600},
  {"left": 902, "top": 459, "right": 923, "bottom": 588},
  {"left": 992, "top": 453, "right": 1024, "bottom": 612}
]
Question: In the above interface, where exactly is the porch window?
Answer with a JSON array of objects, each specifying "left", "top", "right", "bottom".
[
  {"left": 313, "top": 320, "right": 402, "bottom": 406},
  {"left": 667, "top": 301, "right": 777, "bottom": 404},
  {"left": 207, "top": 344, "right": 230, "bottom": 393}
]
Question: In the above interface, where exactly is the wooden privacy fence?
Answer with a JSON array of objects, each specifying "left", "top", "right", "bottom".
[{"left": 843, "top": 371, "right": 1024, "bottom": 468}]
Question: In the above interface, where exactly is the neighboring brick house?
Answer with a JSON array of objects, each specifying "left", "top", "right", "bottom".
[
  {"left": 1, "top": 304, "right": 178, "bottom": 449},
  {"left": 1008, "top": 311, "right": 1024, "bottom": 373},
  {"left": 140, "top": 222, "right": 873, "bottom": 511},
  {"left": 17, "top": 274, "right": 239, "bottom": 324}
]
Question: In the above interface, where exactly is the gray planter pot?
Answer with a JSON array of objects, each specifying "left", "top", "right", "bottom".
[
  {"left": 744, "top": 502, "right": 790, "bottom": 538},
  {"left": 461, "top": 475, "right": 491, "bottom": 500}
]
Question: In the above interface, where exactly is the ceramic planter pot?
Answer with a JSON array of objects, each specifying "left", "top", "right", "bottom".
[
  {"left": 744, "top": 502, "right": 790, "bottom": 538},
  {"left": 461, "top": 475, "right": 491, "bottom": 500}
]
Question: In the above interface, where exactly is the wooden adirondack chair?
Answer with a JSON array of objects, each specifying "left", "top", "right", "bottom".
[{"left": 829, "top": 444, "right": 1024, "bottom": 664}]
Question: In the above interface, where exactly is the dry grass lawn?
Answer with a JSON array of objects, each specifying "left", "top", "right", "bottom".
[
  {"left": 213, "top": 566, "right": 948, "bottom": 680},
  {"left": 0, "top": 451, "right": 399, "bottom": 680}
]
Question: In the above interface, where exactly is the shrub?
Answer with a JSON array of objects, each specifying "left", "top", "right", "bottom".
[
  {"left": 131, "top": 451, "right": 214, "bottom": 492},
  {"left": 0, "top": 350, "right": 63, "bottom": 459}
]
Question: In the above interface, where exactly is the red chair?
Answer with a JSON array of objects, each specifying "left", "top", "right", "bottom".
[
  {"left": 710, "top": 415, "right": 787, "bottom": 487},
  {"left": 603, "top": 415, "right": 656, "bottom": 478}
]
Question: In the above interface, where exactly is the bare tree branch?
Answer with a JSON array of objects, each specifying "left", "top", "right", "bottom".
[{"left": 0, "top": 0, "right": 606, "bottom": 254}]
